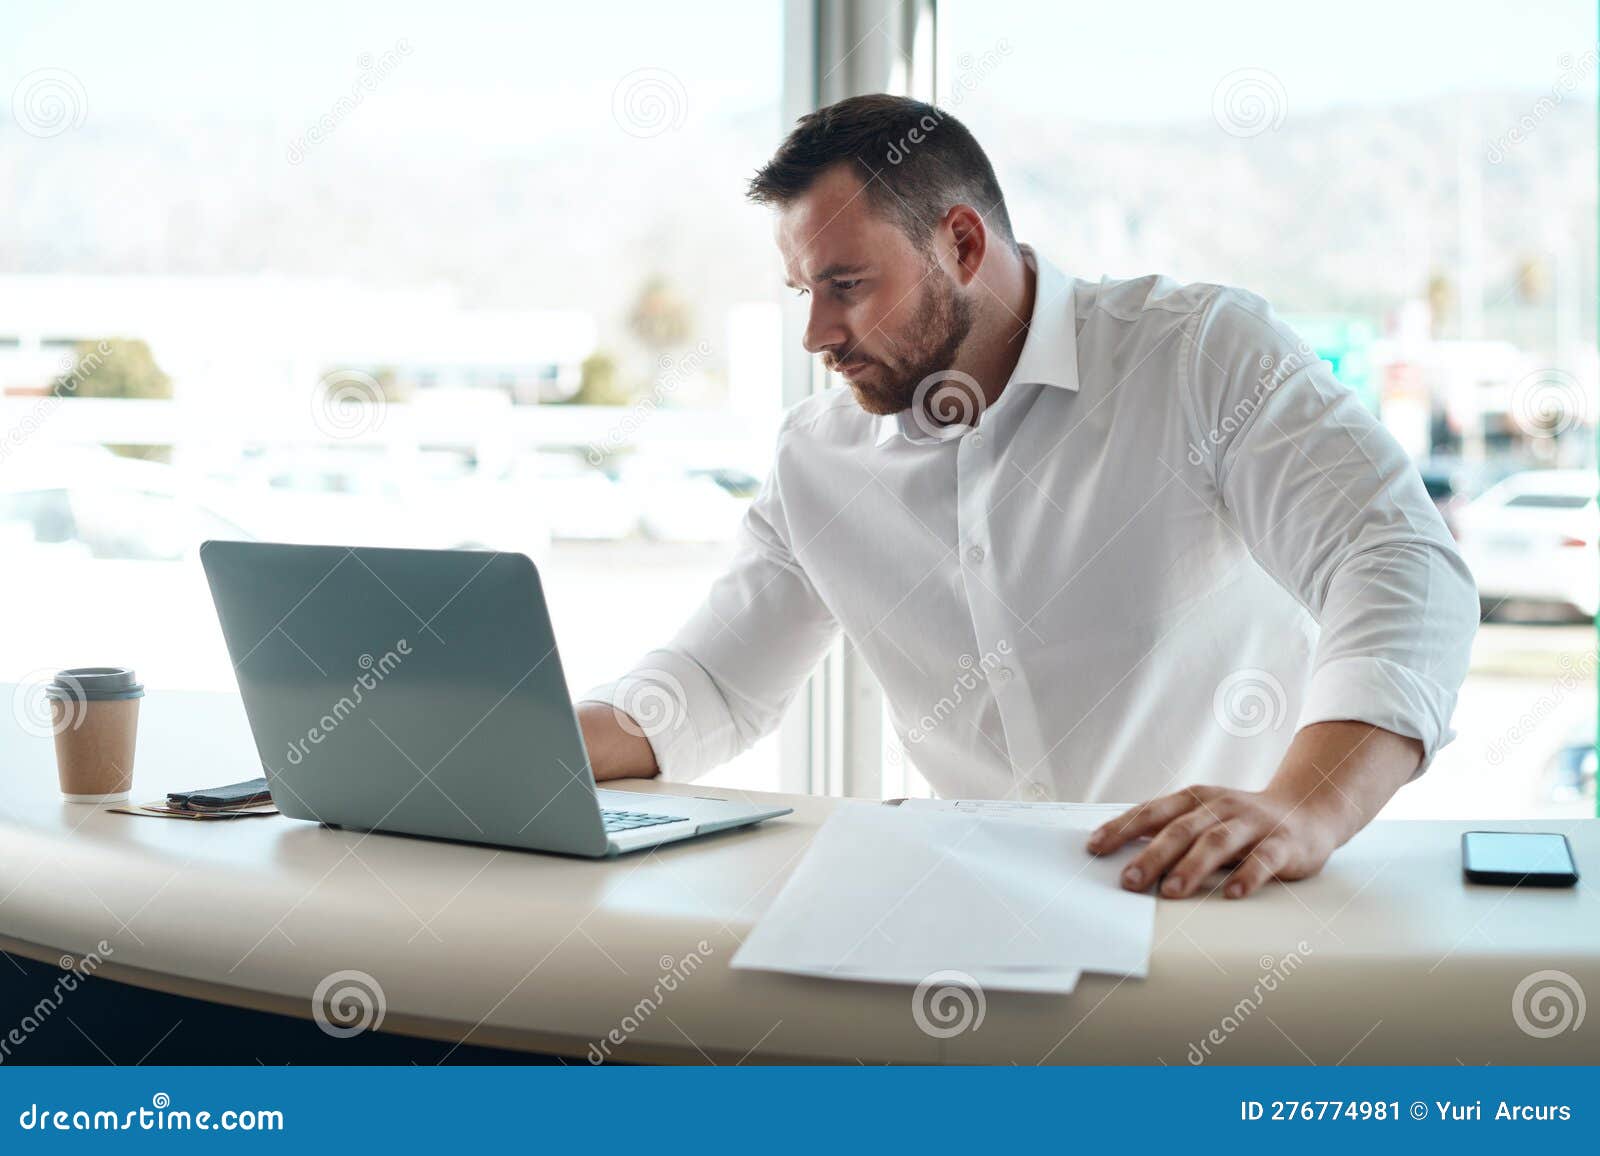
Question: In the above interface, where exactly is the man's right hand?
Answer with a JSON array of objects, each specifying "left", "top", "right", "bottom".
[{"left": 576, "top": 701, "right": 661, "bottom": 781}]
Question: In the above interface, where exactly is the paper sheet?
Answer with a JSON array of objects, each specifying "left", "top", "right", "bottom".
[
  {"left": 765, "top": 962, "right": 1082, "bottom": 994},
  {"left": 731, "top": 800, "right": 1154, "bottom": 993},
  {"left": 899, "top": 798, "right": 1131, "bottom": 824}
]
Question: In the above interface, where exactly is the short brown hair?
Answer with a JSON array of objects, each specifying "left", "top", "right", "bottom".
[{"left": 747, "top": 94, "right": 1016, "bottom": 252}]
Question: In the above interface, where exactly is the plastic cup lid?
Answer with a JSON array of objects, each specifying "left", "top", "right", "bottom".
[{"left": 45, "top": 667, "right": 145, "bottom": 702}]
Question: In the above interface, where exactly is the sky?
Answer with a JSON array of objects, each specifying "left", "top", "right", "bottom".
[
  {"left": 941, "top": 0, "right": 1597, "bottom": 122},
  {"left": 2, "top": 0, "right": 1592, "bottom": 136},
  {"left": 1, "top": 0, "right": 784, "bottom": 141}
]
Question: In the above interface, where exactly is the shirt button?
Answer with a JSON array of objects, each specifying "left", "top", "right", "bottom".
[
  {"left": 993, "top": 666, "right": 1014, "bottom": 684},
  {"left": 1029, "top": 783, "right": 1049, "bottom": 801},
  {"left": 967, "top": 546, "right": 985, "bottom": 564},
  {"left": 971, "top": 433, "right": 984, "bottom": 446}
]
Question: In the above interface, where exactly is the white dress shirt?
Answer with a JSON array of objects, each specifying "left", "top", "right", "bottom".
[{"left": 582, "top": 247, "right": 1479, "bottom": 803}]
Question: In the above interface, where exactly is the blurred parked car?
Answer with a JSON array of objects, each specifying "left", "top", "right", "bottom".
[
  {"left": 1416, "top": 455, "right": 1528, "bottom": 539},
  {"left": 1456, "top": 469, "right": 1598, "bottom": 620},
  {"left": 618, "top": 458, "right": 754, "bottom": 543},
  {"left": 1, "top": 444, "right": 555, "bottom": 566},
  {"left": 1545, "top": 731, "right": 1597, "bottom": 807},
  {"left": 220, "top": 446, "right": 551, "bottom": 563},
  {"left": 0, "top": 448, "right": 256, "bottom": 562}
]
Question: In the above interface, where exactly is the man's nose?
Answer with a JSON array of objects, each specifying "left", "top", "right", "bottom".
[{"left": 802, "top": 299, "right": 847, "bottom": 357}]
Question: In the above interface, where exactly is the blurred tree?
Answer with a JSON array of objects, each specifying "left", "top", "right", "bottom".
[
  {"left": 571, "top": 350, "right": 632, "bottom": 406},
  {"left": 319, "top": 365, "right": 407, "bottom": 404},
  {"left": 106, "top": 444, "right": 173, "bottom": 464},
  {"left": 371, "top": 366, "right": 407, "bottom": 402},
  {"left": 50, "top": 338, "right": 172, "bottom": 399},
  {"left": 1425, "top": 273, "right": 1453, "bottom": 336},
  {"left": 1513, "top": 254, "right": 1550, "bottom": 305},
  {"left": 627, "top": 275, "right": 693, "bottom": 350}
]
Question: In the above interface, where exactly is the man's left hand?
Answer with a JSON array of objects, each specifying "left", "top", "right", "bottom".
[
  {"left": 1084, "top": 721, "right": 1424, "bottom": 899},
  {"left": 1085, "top": 783, "right": 1344, "bottom": 900}
]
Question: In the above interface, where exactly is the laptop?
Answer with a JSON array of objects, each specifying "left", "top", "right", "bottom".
[{"left": 199, "top": 540, "right": 790, "bottom": 857}]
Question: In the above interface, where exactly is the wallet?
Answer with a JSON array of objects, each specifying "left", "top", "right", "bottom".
[{"left": 166, "top": 776, "right": 273, "bottom": 811}]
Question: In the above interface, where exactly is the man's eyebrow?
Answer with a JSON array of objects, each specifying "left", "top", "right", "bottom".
[{"left": 784, "top": 263, "right": 869, "bottom": 288}]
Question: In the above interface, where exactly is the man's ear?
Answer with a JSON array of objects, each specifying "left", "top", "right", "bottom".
[{"left": 943, "top": 204, "right": 988, "bottom": 285}]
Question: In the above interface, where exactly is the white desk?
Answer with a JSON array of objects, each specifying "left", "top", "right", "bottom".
[{"left": 1, "top": 688, "right": 1596, "bottom": 1064}]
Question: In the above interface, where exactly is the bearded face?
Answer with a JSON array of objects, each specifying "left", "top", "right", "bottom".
[
  {"left": 777, "top": 165, "right": 978, "bottom": 420},
  {"left": 822, "top": 266, "right": 975, "bottom": 417}
]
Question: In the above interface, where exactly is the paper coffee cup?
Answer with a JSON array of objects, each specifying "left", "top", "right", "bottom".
[{"left": 46, "top": 667, "right": 144, "bottom": 803}]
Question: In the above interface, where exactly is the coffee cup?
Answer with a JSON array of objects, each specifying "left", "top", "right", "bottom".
[{"left": 45, "top": 667, "right": 144, "bottom": 803}]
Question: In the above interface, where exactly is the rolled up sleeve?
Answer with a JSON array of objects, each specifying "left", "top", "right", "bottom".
[
  {"left": 577, "top": 419, "right": 838, "bottom": 781},
  {"left": 1184, "top": 287, "right": 1479, "bottom": 777}
]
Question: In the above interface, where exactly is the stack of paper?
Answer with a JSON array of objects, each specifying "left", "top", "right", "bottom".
[{"left": 731, "top": 799, "right": 1155, "bottom": 994}]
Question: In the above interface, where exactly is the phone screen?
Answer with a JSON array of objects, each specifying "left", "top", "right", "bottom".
[{"left": 1462, "top": 832, "right": 1578, "bottom": 883}]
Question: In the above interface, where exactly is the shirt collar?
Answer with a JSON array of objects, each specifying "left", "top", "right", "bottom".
[{"left": 875, "top": 245, "right": 1079, "bottom": 447}]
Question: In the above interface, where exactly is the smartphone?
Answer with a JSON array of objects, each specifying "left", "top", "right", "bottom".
[{"left": 1461, "top": 831, "right": 1579, "bottom": 887}]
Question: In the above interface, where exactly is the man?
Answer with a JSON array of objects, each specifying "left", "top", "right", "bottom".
[{"left": 577, "top": 94, "right": 1478, "bottom": 901}]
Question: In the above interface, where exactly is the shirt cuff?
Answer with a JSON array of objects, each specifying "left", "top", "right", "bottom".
[
  {"left": 575, "top": 650, "right": 734, "bottom": 782},
  {"left": 1294, "top": 655, "right": 1459, "bottom": 781}
]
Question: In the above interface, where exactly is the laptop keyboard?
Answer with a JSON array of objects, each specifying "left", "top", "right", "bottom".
[{"left": 601, "top": 807, "right": 688, "bottom": 833}]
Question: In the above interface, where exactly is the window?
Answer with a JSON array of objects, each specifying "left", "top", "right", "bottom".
[
  {"left": 2, "top": 0, "right": 788, "bottom": 788},
  {"left": 68, "top": 489, "right": 251, "bottom": 562},
  {"left": 926, "top": 0, "right": 1599, "bottom": 817},
  {"left": 0, "top": 489, "right": 76, "bottom": 546}
]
